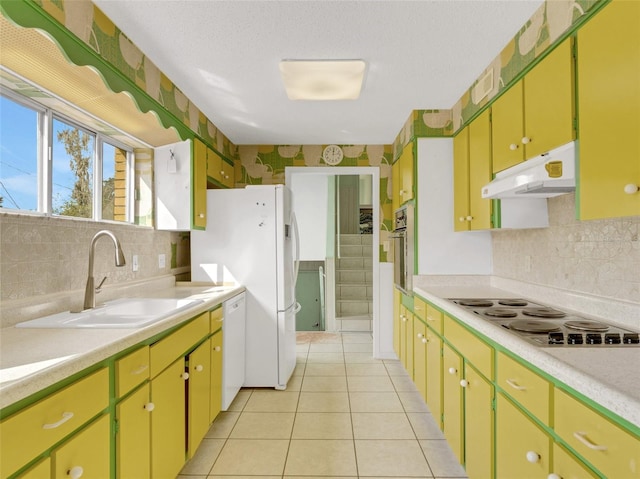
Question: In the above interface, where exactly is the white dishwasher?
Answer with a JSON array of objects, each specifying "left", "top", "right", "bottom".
[{"left": 222, "top": 292, "right": 246, "bottom": 410}]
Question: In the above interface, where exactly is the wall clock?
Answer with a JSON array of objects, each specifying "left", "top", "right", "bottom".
[{"left": 322, "top": 145, "right": 344, "bottom": 165}]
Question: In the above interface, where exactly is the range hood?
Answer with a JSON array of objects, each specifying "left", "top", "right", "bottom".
[{"left": 482, "top": 141, "right": 576, "bottom": 199}]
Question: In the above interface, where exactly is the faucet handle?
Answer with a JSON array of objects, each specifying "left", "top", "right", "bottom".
[{"left": 95, "top": 276, "right": 107, "bottom": 292}]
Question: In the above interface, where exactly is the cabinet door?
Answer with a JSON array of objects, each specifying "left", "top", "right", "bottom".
[
  {"left": 151, "top": 359, "right": 186, "bottom": 479},
  {"left": 425, "top": 327, "right": 442, "bottom": 429},
  {"left": 413, "top": 319, "right": 427, "bottom": 401},
  {"left": 551, "top": 443, "right": 598, "bottom": 479},
  {"left": 188, "top": 339, "right": 211, "bottom": 458},
  {"left": 18, "top": 458, "right": 50, "bottom": 478},
  {"left": 210, "top": 330, "right": 223, "bottom": 422},
  {"left": 577, "top": 0, "right": 640, "bottom": 219},
  {"left": 464, "top": 364, "right": 493, "bottom": 479},
  {"left": 524, "top": 38, "right": 574, "bottom": 158},
  {"left": 405, "top": 311, "right": 414, "bottom": 379},
  {"left": 116, "top": 383, "right": 151, "bottom": 479},
  {"left": 442, "top": 344, "right": 463, "bottom": 463},
  {"left": 399, "top": 143, "right": 414, "bottom": 202},
  {"left": 53, "top": 415, "right": 110, "bottom": 479},
  {"left": 393, "top": 289, "right": 401, "bottom": 359},
  {"left": 207, "top": 147, "right": 222, "bottom": 184},
  {"left": 192, "top": 138, "right": 207, "bottom": 229},
  {"left": 399, "top": 305, "right": 408, "bottom": 370},
  {"left": 496, "top": 393, "right": 550, "bottom": 479},
  {"left": 453, "top": 127, "right": 470, "bottom": 232},
  {"left": 392, "top": 159, "right": 401, "bottom": 211},
  {"left": 221, "top": 160, "right": 234, "bottom": 188},
  {"left": 492, "top": 80, "right": 524, "bottom": 173},
  {"left": 467, "top": 108, "right": 492, "bottom": 230}
]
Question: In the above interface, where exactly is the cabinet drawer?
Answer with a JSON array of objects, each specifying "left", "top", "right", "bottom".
[
  {"left": 554, "top": 388, "right": 640, "bottom": 478},
  {"left": 210, "top": 307, "right": 223, "bottom": 333},
  {"left": 53, "top": 414, "right": 110, "bottom": 479},
  {"left": 116, "top": 346, "right": 150, "bottom": 397},
  {"left": 425, "top": 304, "right": 443, "bottom": 335},
  {"left": 444, "top": 315, "right": 493, "bottom": 379},
  {"left": 413, "top": 297, "right": 426, "bottom": 321},
  {"left": 0, "top": 368, "right": 108, "bottom": 478},
  {"left": 150, "top": 313, "right": 209, "bottom": 378},
  {"left": 497, "top": 352, "right": 550, "bottom": 425}
]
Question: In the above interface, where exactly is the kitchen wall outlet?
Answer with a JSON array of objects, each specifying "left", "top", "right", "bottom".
[
  {"left": 132, "top": 254, "right": 139, "bottom": 272},
  {"left": 158, "top": 254, "right": 166, "bottom": 269}
]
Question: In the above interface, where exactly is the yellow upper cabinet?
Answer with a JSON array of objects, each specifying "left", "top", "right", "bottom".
[
  {"left": 577, "top": 0, "right": 640, "bottom": 219},
  {"left": 399, "top": 142, "right": 414, "bottom": 203},
  {"left": 207, "top": 147, "right": 223, "bottom": 184},
  {"left": 492, "top": 38, "right": 575, "bottom": 173},
  {"left": 453, "top": 127, "right": 470, "bottom": 232},
  {"left": 192, "top": 138, "right": 207, "bottom": 229}
]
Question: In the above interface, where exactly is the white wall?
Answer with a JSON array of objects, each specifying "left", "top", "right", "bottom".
[
  {"left": 290, "top": 174, "right": 328, "bottom": 261},
  {"left": 417, "top": 138, "right": 493, "bottom": 274}
]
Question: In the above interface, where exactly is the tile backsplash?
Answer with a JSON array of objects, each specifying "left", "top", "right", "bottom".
[
  {"left": 492, "top": 194, "right": 639, "bottom": 304},
  {"left": 0, "top": 213, "right": 189, "bottom": 303}
]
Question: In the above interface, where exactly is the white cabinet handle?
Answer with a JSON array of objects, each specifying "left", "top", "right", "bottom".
[
  {"left": 458, "top": 217, "right": 465, "bottom": 222},
  {"left": 67, "top": 466, "right": 84, "bottom": 479},
  {"left": 401, "top": 316, "right": 407, "bottom": 322},
  {"left": 214, "top": 346, "right": 221, "bottom": 352},
  {"left": 505, "top": 378, "right": 527, "bottom": 391},
  {"left": 465, "top": 215, "right": 473, "bottom": 221},
  {"left": 460, "top": 379, "right": 469, "bottom": 388},
  {"left": 42, "top": 411, "right": 74, "bottom": 430},
  {"left": 526, "top": 451, "right": 540, "bottom": 463},
  {"left": 573, "top": 431, "right": 607, "bottom": 451},
  {"left": 509, "top": 143, "right": 519, "bottom": 151},
  {"left": 198, "top": 213, "right": 205, "bottom": 218},
  {"left": 144, "top": 402, "right": 155, "bottom": 412},
  {"left": 399, "top": 189, "right": 405, "bottom": 195},
  {"left": 181, "top": 372, "right": 190, "bottom": 380},
  {"left": 547, "top": 474, "right": 562, "bottom": 479},
  {"left": 521, "top": 136, "right": 531, "bottom": 145},
  {"left": 131, "top": 365, "right": 149, "bottom": 375},
  {"left": 422, "top": 337, "right": 428, "bottom": 344},
  {"left": 194, "top": 364, "right": 204, "bottom": 372},
  {"left": 417, "top": 333, "right": 424, "bottom": 338},
  {"left": 448, "top": 367, "right": 457, "bottom": 375},
  {"left": 624, "top": 183, "right": 639, "bottom": 194}
]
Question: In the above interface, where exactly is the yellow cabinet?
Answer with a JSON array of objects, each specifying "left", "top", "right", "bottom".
[
  {"left": 391, "top": 159, "right": 401, "bottom": 212},
  {"left": 399, "top": 142, "right": 414, "bottom": 203},
  {"left": 393, "top": 289, "right": 401, "bottom": 359},
  {"left": 554, "top": 387, "right": 640, "bottom": 478},
  {"left": 496, "top": 392, "right": 551, "bottom": 479},
  {"left": 17, "top": 458, "right": 50, "bottom": 478},
  {"left": 576, "top": 0, "right": 640, "bottom": 219},
  {"left": 442, "top": 343, "right": 463, "bottom": 463},
  {"left": 115, "top": 345, "right": 150, "bottom": 398},
  {"left": 188, "top": 339, "right": 211, "bottom": 458},
  {"left": 0, "top": 368, "right": 108, "bottom": 478},
  {"left": 551, "top": 443, "right": 598, "bottom": 479},
  {"left": 116, "top": 383, "right": 151, "bottom": 479},
  {"left": 150, "top": 359, "right": 187, "bottom": 479},
  {"left": 221, "top": 159, "right": 234, "bottom": 188},
  {"left": 192, "top": 138, "right": 207, "bottom": 229},
  {"left": 413, "top": 319, "right": 427, "bottom": 401},
  {"left": 492, "top": 38, "right": 574, "bottom": 173},
  {"left": 425, "top": 303, "right": 443, "bottom": 335},
  {"left": 207, "top": 147, "right": 222, "bottom": 184},
  {"left": 52, "top": 415, "right": 110, "bottom": 479},
  {"left": 399, "top": 306, "right": 414, "bottom": 378},
  {"left": 425, "top": 326, "right": 442, "bottom": 429},
  {"left": 463, "top": 364, "right": 493, "bottom": 479},
  {"left": 210, "top": 329, "right": 223, "bottom": 423},
  {"left": 453, "top": 109, "right": 492, "bottom": 231},
  {"left": 444, "top": 315, "right": 493, "bottom": 380}
]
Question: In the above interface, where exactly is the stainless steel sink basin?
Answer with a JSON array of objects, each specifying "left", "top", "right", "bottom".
[{"left": 15, "top": 298, "right": 204, "bottom": 329}]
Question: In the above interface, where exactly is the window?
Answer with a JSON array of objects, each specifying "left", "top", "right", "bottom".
[{"left": 0, "top": 90, "right": 134, "bottom": 223}]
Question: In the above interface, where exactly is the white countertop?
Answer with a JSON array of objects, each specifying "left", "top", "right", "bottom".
[
  {"left": 0, "top": 283, "right": 245, "bottom": 410},
  {"left": 412, "top": 276, "right": 640, "bottom": 429}
]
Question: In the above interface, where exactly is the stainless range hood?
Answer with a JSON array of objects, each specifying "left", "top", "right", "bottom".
[{"left": 482, "top": 141, "right": 576, "bottom": 199}]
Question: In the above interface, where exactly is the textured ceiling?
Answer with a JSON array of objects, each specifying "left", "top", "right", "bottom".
[{"left": 94, "top": 1, "right": 544, "bottom": 145}]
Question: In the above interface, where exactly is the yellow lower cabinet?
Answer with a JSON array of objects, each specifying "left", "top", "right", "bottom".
[
  {"left": 442, "top": 344, "right": 463, "bottom": 463},
  {"left": 116, "top": 383, "right": 151, "bottom": 479},
  {"left": 188, "top": 339, "right": 211, "bottom": 458},
  {"left": 550, "top": 443, "right": 598, "bottom": 479},
  {"left": 17, "top": 458, "right": 51, "bottom": 478},
  {"left": 399, "top": 306, "right": 410, "bottom": 372},
  {"left": 554, "top": 388, "right": 640, "bottom": 478},
  {"left": 151, "top": 359, "right": 187, "bottom": 479},
  {"left": 393, "top": 289, "right": 401, "bottom": 359},
  {"left": 496, "top": 393, "right": 550, "bottom": 478},
  {"left": 210, "top": 329, "right": 223, "bottom": 423},
  {"left": 413, "top": 319, "right": 427, "bottom": 401},
  {"left": 463, "top": 364, "right": 493, "bottom": 479},
  {"left": 52, "top": 415, "right": 110, "bottom": 479},
  {"left": 425, "top": 327, "right": 442, "bottom": 429}
]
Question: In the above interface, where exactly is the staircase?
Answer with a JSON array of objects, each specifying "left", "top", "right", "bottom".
[{"left": 335, "top": 234, "right": 373, "bottom": 331}]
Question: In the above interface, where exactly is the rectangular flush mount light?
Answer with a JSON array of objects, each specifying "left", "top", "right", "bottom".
[{"left": 279, "top": 60, "right": 366, "bottom": 100}]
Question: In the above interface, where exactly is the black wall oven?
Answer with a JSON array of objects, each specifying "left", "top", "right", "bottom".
[{"left": 392, "top": 204, "right": 414, "bottom": 294}]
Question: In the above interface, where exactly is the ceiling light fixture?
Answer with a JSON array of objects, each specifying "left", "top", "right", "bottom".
[{"left": 279, "top": 60, "right": 366, "bottom": 100}]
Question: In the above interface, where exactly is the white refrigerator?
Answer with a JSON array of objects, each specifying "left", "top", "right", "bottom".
[{"left": 191, "top": 185, "right": 300, "bottom": 389}]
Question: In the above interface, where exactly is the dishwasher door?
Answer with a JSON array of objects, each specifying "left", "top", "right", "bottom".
[{"left": 222, "top": 292, "right": 246, "bottom": 410}]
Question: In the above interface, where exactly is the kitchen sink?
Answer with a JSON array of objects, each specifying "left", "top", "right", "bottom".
[{"left": 15, "top": 298, "right": 204, "bottom": 329}]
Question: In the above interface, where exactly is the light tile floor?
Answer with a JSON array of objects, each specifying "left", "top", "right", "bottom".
[{"left": 178, "top": 331, "right": 468, "bottom": 479}]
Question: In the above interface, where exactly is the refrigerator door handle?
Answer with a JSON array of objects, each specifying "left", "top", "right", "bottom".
[{"left": 291, "top": 211, "right": 301, "bottom": 287}]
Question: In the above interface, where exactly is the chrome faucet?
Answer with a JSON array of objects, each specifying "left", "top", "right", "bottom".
[{"left": 83, "top": 230, "right": 126, "bottom": 310}]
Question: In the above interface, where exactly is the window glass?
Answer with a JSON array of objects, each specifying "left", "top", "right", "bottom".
[
  {"left": 0, "top": 95, "right": 39, "bottom": 211},
  {"left": 102, "top": 142, "right": 128, "bottom": 221},
  {"left": 52, "top": 117, "right": 95, "bottom": 218}
]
